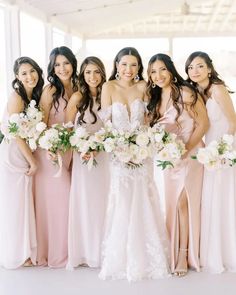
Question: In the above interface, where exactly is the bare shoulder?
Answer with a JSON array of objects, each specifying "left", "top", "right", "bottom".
[
  {"left": 43, "top": 84, "right": 56, "bottom": 96},
  {"left": 40, "top": 84, "right": 55, "bottom": 104},
  {"left": 102, "top": 80, "right": 116, "bottom": 92},
  {"left": 137, "top": 80, "right": 147, "bottom": 91},
  {"left": 69, "top": 90, "right": 82, "bottom": 106},
  {"left": 211, "top": 83, "right": 228, "bottom": 97},
  {"left": 7, "top": 92, "right": 24, "bottom": 113}
]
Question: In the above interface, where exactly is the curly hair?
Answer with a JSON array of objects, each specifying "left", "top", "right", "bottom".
[
  {"left": 147, "top": 53, "right": 198, "bottom": 127},
  {"left": 77, "top": 56, "right": 106, "bottom": 125},
  {"left": 12, "top": 56, "right": 44, "bottom": 108},
  {"left": 47, "top": 46, "right": 78, "bottom": 112}
]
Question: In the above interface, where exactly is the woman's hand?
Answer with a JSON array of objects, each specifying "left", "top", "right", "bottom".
[
  {"left": 82, "top": 151, "right": 98, "bottom": 161},
  {"left": 26, "top": 160, "right": 37, "bottom": 176}
]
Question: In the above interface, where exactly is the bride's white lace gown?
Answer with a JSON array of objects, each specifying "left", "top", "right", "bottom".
[{"left": 99, "top": 99, "right": 170, "bottom": 281}]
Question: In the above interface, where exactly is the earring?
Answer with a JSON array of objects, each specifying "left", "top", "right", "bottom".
[
  {"left": 115, "top": 72, "right": 120, "bottom": 80},
  {"left": 173, "top": 77, "right": 177, "bottom": 83},
  {"left": 208, "top": 73, "right": 211, "bottom": 78},
  {"left": 152, "top": 83, "right": 156, "bottom": 88},
  {"left": 134, "top": 74, "right": 140, "bottom": 83}
]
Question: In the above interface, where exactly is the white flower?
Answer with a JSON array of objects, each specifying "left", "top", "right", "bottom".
[
  {"left": 9, "top": 113, "right": 20, "bottom": 124},
  {"left": 36, "top": 122, "right": 47, "bottom": 132},
  {"left": 28, "top": 138, "right": 37, "bottom": 151},
  {"left": 69, "top": 134, "right": 80, "bottom": 147},
  {"left": 29, "top": 100, "right": 36, "bottom": 108},
  {"left": 136, "top": 132, "right": 149, "bottom": 147},
  {"left": 222, "top": 134, "right": 234, "bottom": 146}
]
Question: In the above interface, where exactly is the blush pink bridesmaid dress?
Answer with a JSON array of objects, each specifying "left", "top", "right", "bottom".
[
  {"left": 0, "top": 109, "right": 37, "bottom": 269},
  {"left": 200, "top": 98, "right": 236, "bottom": 273},
  {"left": 67, "top": 100, "right": 110, "bottom": 269},
  {"left": 158, "top": 105, "right": 204, "bottom": 272},
  {"left": 33, "top": 97, "right": 72, "bottom": 267}
]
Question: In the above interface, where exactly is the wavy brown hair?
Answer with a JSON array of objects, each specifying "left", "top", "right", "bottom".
[
  {"left": 47, "top": 46, "right": 78, "bottom": 112},
  {"left": 12, "top": 56, "right": 44, "bottom": 109},
  {"left": 147, "top": 53, "right": 198, "bottom": 127},
  {"left": 185, "top": 51, "right": 233, "bottom": 97},
  {"left": 77, "top": 56, "right": 106, "bottom": 125}
]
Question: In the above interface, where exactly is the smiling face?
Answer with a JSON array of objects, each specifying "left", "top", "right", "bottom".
[
  {"left": 54, "top": 54, "right": 73, "bottom": 82},
  {"left": 187, "top": 56, "right": 211, "bottom": 84},
  {"left": 150, "top": 59, "right": 172, "bottom": 89},
  {"left": 83, "top": 63, "right": 102, "bottom": 90},
  {"left": 116, "top": 55, "right": 139, "bottom": 81},
  {"left": 16, "top": 63, "right": 39, "bottom": 91}
]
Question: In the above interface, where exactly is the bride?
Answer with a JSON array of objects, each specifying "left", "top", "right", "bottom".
[{"left": 99, "top": 47, "right": 170, "bottom": 281}]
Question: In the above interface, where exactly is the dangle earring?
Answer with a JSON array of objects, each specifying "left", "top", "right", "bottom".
[
  {"left": 134, "top": 74, "right": 140, "bottom": 83},
  {"left": 208, "top": 73, "right": 211, "bottom": 78},
  {"left": 115, "top": 72, "right": 120, "bottom": 80},
  {"left": 152, "top": 83, "right": 156, "bottom": 88}
]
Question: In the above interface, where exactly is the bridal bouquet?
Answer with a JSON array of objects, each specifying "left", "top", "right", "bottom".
[
  {"left": 2, "top": 100, "right": 46, "bottom": 150},
  {"left": 149, "top": 123, "right": 186, "bottom": 169},
  {"left": 193, "top": 134, "right": 236, "bottom": 170},
  {"left": 102, "top": 122, "right": 152, "bottom": 169},
  {"left": 69, "top": 125, "right": 106, "bottom": 169}
]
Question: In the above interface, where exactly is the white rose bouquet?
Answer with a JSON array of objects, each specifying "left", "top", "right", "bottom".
[
  {"left": 149, "top": 123, "right": 186, "bottom": 169},
  {"left": 102, "top": 123, "right": 152, "bottom": 169},
  {"left": 193, "top": 134, "right": 236, "bottom": 170},
  {"left": 2, "top": 100, "right": 46, "bottom": 150},
  {"left": 69, "top": 125, "right": 106, "bottom": 169},
  {"left": 38, "top": 122, "right": 74, "bottom": 155}
]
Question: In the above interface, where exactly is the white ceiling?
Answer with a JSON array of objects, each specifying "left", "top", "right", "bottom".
[{"left": 3, "top": 0, "right": 236, "bottom": 38}]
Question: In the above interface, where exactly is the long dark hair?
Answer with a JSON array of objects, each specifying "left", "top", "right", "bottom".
[
  {"left": 77, "top": 56, "right": 106, "bottom": 125},
  {"left": 185, "top": 51, "right": 231, "bottom": 97},
  {"left": 12, "top": 56, "right": 44, "bottom": 108},
  {"left": 147, "top": 53, "right": 198, "bottom": 127},
  {"left": 47, "top": 46, "right": 78, "bottom": 112},
  {"left": 109, "top": 47, "right": 144, "bottom": 81}
]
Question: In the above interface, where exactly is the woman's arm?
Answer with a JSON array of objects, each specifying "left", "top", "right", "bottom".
[
  {"left": 183, "top": 89, "right": 210, "bottom": 153},
  {"left": 65, "top": 91, "right": 82, "bottom": 124},
  {"left": 212, "top": 84, "right": 236, "bottom": 134},
  {"left": 8, "top": 93, "right": 37, "bottom": 176},
  {"left": 39, "top": 85, "right": 54, "bottom": 124}
]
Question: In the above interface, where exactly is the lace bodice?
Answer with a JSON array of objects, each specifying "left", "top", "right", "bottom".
[{"left": 112, "top": 99, "right": 145, "bottom": 131}]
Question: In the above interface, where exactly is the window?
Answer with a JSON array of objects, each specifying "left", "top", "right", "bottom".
[{"left": 20, "top": 12, "right": 46, "bottom": 70}]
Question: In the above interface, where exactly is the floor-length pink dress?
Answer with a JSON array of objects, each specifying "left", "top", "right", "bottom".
[
  {"left": 200, "top": 98, "right": 236, "bottom": 273},
  {"left": 34, "top": 98, "right": 72, "bottom": 267},
  {"left": 0, "top": 109, "right": 37, "bottom": 269},
  {"left": 67, "top": 100, "right": 109, "bottom": 269},
  {"left": 158, "top": 105, "right": 203, "bottom": 272}
]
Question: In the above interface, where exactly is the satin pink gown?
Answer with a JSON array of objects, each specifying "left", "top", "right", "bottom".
[
  {"left": 34, "top": 98, "right": 72, "bottom": 267},
  {"left": 158, "top": 105, "right": 203, "bottom": 272},
  {"left": 67, "top": 101, "right": 110, "bottom": 269}
]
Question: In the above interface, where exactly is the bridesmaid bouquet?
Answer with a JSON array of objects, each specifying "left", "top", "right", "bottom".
[
  {"left": 149, "top": 124, "right": 186, "bottom": 169},
  {"left": 2, "top": 100, "right": 46, "bottom": 150},
  {"left": 69, "top": 126, "right": 105, "bottom": 169},
  {"left": 192, "top": 134, "right": 236, "bottom": 170},
  {"left": 38, "top": 122, "right": 73, "bottom": 155}
]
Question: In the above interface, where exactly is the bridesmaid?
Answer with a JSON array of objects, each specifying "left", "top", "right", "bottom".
[
  {"left": 185, "top": 51, "right": 236, "bottom": 273},
  {"left": 66, "top": 56, "right": 109, "bottom": 269},
  {"left": 0, "top": 57, "right": 44, "bottom": 269},
  {"left": 147, "top": 53, "right": 209, "bottom": 276},
  {"left": 34, "top": 46, "right": 78, "bottom": 267}
]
